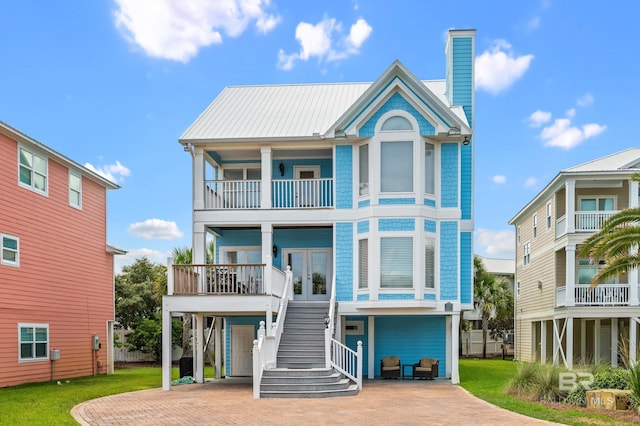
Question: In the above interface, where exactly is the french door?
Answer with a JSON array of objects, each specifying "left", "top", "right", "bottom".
[{"left": 283, "top": 248, "right": 332, "bottom": 301}]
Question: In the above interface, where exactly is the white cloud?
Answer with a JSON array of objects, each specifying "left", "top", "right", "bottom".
[
  {"left": 577, "top": 93, "right": 594, "bottom": 107},
  {"left": 525, "top": 177, "right": 537, "bottom": 188},
  {"left": 565, "top": 108, "right": 576, "bottom": 118},
  {"left": 528, "top": 110, "right": 551, "bottom": 127},
  {"left": 128, "top": 218, "right": 184, "bottom": 240},
  {"left": 475, "top": 39, "right": 534, "bottom": 95},
  {"left": 540, "top": 117, "right": 607, "bottom": 150},
  {"left": 277, "top": 17, "right": 372, "bottom": 70},
  {"left": 528, "top": 16, "right": 541, "bottom": 30},
  {"left": 476, "top": 228, "right": 515, "bottom": 257},
  {"left": 113, "top": 0, "right": 281, "bottom": 63},
  {"left": 114, "top": 248, "right": 168, "bottom": 274},
  {"left": 85, "top": 160, "right": 130, "bottom": 184},
  {"left": 492, "top": 175, "right": 507, "bottom": 184}
]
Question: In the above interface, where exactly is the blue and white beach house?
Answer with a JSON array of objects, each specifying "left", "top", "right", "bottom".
[{"left": 162, "top": 29, "right": 475, "bottom": 398}]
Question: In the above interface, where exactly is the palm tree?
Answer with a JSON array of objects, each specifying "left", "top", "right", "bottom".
[
  {"left": 474, "top": 255, "right": 512, "bottom": 358},
  {"left": 578, "top": 173, "right": 640, "bottom": 286}
]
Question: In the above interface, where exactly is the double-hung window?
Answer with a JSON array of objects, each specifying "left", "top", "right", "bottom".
[
  {"left": 19, "top": 147, "right": 47, "bottom": 194},
  {"left": 424, "top": 143, "right": 435, "bottom": 194},
  {"left": 523, "top": 243, "right": 531, "bottom": 266},
  {"left": 380, "top": 141, "right": 413, "bottom": 192},
  {"left": 69, "top": 171, "right": 82, "bottom": 209},
  {"left": 425, "top": 238, "right": 435, "bottom": 289},
  {"left": 359, "top": 144, "right": 369, "bottom": 196},
  {"left": 532, "top": 215, "right": 537, "bottom": 239},
  {"left": 1, "top": 234, "right": 19, "bottom": 266},
  {"left": 546, "top": 203, "right": 552, "bottom": 230},
  {"left": 358, "top": 239, "right": 368, "bottom": 289},
  {"left": 19, "top": 324, "right": 49, "bottom": 361},
  {"left": 380, "top": 237, "right": 413, "bottom": 288}
]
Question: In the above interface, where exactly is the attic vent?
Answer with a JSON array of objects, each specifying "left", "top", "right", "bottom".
[{"left": 381, "top": 116, "right": 413, "bottom": 131}]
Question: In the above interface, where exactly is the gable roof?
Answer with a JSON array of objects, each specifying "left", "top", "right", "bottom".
[{"left": 180, "top": 60, "right": 471, "bottom": 143}]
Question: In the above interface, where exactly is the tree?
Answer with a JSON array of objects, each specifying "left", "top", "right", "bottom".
[
  {"left": 473, "top": 255, "right": 513, "bottom": 358},
  {"left": 579, "top": 173, "right": 640, "bottom": 286},
  {"left": 115, "top": 257, "right": 180, "bottom": 362}
]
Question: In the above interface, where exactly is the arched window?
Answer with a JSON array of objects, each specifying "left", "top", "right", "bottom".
[{"left": 381, "top": 116, "right": 413, "bottom": 131}]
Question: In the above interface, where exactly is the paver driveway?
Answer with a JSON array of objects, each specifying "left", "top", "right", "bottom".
[{"left": 72, "top": 380, "right": 563, "bottom": 425}]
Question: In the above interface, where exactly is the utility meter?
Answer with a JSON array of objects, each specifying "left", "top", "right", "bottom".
[
  {"left": 50, "top": 349, "right": 60, "bottom": 361},
  {"left": 92, "top": 335, "right": 101, "bottom": 350}
]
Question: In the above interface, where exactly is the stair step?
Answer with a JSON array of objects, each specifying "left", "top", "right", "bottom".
[
  {"left": 261, "top": 379, "right": 351, "bottom": 392},
  {"left": 263, "top": 368, "right": 332, "bottom": 376},
  {"left": 262, "top": 372, "right": 342, "bottom": 384},
  {"left": 260, "top": 384, "right": 359, "bottom": 399}
]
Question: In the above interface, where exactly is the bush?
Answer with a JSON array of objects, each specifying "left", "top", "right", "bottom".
[
  {"left": 507, "top": 362, "right": 540, "bottom": 399},
  {"left": 591, "top": 367, "right": 631, "bottom": 390},
  {"left": 564, "top": 383, "right": 587, "bottom": 406},
  {"left": 629, "top": 363, "right": 640, "bottom": 412},
  {"left": 534, "top": 364, "right": 566, "bottom": 402}
]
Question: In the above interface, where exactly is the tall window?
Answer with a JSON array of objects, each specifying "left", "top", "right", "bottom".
[
  {"left": 516, "top": 281, "right": 521, "bottom": 298},
  {"left": 546, "top": 203, "right": 552, "bottom": 230},
  {"left": 381, "top": 141, "right": 413, "bottom": 192},
  {"left": 359, "top": 144, "right": 369, "bottom": 196},
  {"left": 380, "top": 237, "right": 413, "bottom": 288},
  {"left": 517, "top": 227, "right": 521, "bottom": 243},
  {"left": 523, "top": 243, "right": 530, "bottom": 266},
  {"left": 1, "top": 234, "right": 19, "bottom": 266},
  {"left": 69, "top": 171, "right": 82, "bottom": 209},
  {"left": 358, "top": 239, "right": 368, "bottom": 289},
  {"left": 532, "top": 215, "right": 537, "bottom": 239},
  {"left": 425, "top": 238, "right": 435, "bottom": 288},
  {"left": 19, "top": 147, "right": 47, "bottom": 194},
  {"left": 425, "top": 143, "right": 435, "bottom": 194},
  {"left": 578, "top": 259, "right": 615, "bottom": 284},
  {"left": 19, "top": 324, "right": 48, "bottom": 361}
]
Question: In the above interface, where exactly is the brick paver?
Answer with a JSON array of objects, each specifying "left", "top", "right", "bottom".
[{"left": 72, "top": 380, "right": 563, "bottom": 425}]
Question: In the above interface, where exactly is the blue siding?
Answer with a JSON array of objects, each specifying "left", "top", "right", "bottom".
[
  {"left": 423, "top": 293, "right": 436, "bottom": 301},
  {"left": 272, "top": 228, "right": 332, "bottom": 270},
  {"left": 357, "top": 220, "right": 369, "bottom": 234},
  {"left": 423, "top": 199, "right": 436, "bottom": 207},
  {"left": 424, "top": 219, "right": 436, "bottom": 233},
  {"left": 374, "top": 316, "right": 446, "bottom": 377},
  {"left": 358, "top": 199, "right": 370, "bottom": 208},
  {"left": 439, "top": 222, "right": 458, "bottom": 300},
  {"left": 379, "top": 198, "right": 416, "bottom": 205},
  {"left": 357, "top": 294, "right": 370, "bottom": 301},
  {"left": 344, "top": 316, "right": 369, "bottom": 376},
  {"left": 460, "top": 232, "right": 472, "bottom": 304},
  {"left": 379, "top": 293, "right": 414, "bottom": 300},
  {"left": 461, "top": 144, "right": 472, "bottom": 220},
  {"left": 225, "top": 317, "right": 261, "bottom": 376},
  {"left": 441, "top": 143, "right": 458, "bottom": 208},
  {"left": 359, "top": 92, "right": 435, "bottom": 137},
  {"left": 335, "top": 145, "right": 352, "bottom": 209},
  {"left": 378, "top": 218, "right": 415, "bottom": 232},
  {"left": 271, "top": 158, "right": 332, "bottom": 179},
  {"left": 449, "top": 37, "right": 473, "bottom": 127},
  {"left": 335, "top": 223, "right": 353, "bottom": 301}
]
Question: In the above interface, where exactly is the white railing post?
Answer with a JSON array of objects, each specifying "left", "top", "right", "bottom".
[
  {"left": 356, "top": 341, "right": 363, "bottom": 390},
  {"left": 167, "top": 257, "right": 174, "bottom": 296},
  {"left": 566, "top": 245, "right": 576, "bottom": 306},
  {"left": 252, "top": 339, "right": 260, "bottom": 399}
]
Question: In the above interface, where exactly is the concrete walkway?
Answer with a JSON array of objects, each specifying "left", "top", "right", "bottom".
[{"left": 72, "top": 380, "right": 564, "bottom": 425}]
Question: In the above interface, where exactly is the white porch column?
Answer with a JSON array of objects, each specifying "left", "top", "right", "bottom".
[
  {"left": 594, "top": 319, "right": 601, "bottom": 364},
  {"left": 630, "top": 178, "right": 639, "bottom": 305},
  {"left": 566, "top": 245, "right": 576, "bottom": 307},
  {"left": 193, "top": 146, "right": 206, "bottom": 210},
  {"left": 445, "top": 315, "right": 452, "bottom": 378},
  {"left": 540, "top": 321, "right": 547, "bottom": 364},
  {"left": 581, "top": 320, "right": 587, "bottom": 364},
  {"left": 565, "top": 179, "right": 575, "bottom": 233},
  {"left": 261, "top": 224, "right": 273, "bottom": 297},
  {"left": 552, "top": 319, "right": 559, "bottom": 365},
  {"left": 566, "top": 317, "right": 573, "bottom": 370},
  {"left": 194, "top": 313, "right": 205, "bottom": 383},
  {"left": 214, "top": 317, "right": 222, "bottom": 379},
  {"left": 368, "top": 316, "right": 375, "bottom": 379},
  {"left": 611, "top": 318, "right": 618, "bottom": 367},
  {"left": 451, "top": 312, "right": 460, "bottom": 384},
  {"left": 162, "top": 302, "right": 173, "bottom": 390},
  {"left": 630, "top": 318, "right": 638, "bottom": 366},
  {"left": 261, "top": 147, "right": 272, "bottom": 209}
]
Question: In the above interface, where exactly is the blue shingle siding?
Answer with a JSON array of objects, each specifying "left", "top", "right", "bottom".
[
  {"left": 357, "top": 220, "right": 369, "bottom": 234},
  {"left": 357, "top": 294, "right": 370, "bottom": 301},
  {"left": 335, "top": 145, "right": 353, "bottom": 209},
  {"left": 374, "top": 316, "right": 446, "bottom": 377},
  {"left": 441, "top": 143, "right": 459, "bottom": 208},
  {"left": 460, "top": 232, "right": 472, "bottom": 304},
  {"left": 379, "top": 293, "right": 414, "bottom": 300},
  {"left": 359, "top": 92, "right": 435, "bottom": 137},
  {"left": 225, "top": 317, "right": 261, "bottom": 375},
  {"left": 461, "top": 144, "right": 472, "bottom": 220},
  {"left": 450, "top": 37, "right": 473, "bottom": 127},
  {"left": 378, "top": 218, "right": 415, "bottom": 232},
  {"left": 358, "top": 199, "right": 370, "bottom": 208},
  {"left": 272, "top": 228, "right": 332, "bottom": 270},
  {"left": 379, "top": 198, "right": 416, "bottom": 205},
  {"left": 423, "top": 199, "right": 436, "bottom": 207},
  {"left": 424, "top": 219, "right": 436, "bottom": 233},
  {"left": 336, "top": 222, "right": 353, "bottom": 301},
  {"left": 439, "top": 221, "right": 458, "bottom": 300},
  {"left": 423, "top": 293, "right": 436, "bottom": 301}
]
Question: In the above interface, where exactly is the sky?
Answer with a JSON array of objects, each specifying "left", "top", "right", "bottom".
[{"left": 0, "top": 0, "right": 636, "bottom": 272}]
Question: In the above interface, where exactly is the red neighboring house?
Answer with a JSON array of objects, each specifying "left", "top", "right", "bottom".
[{"left": 0, "top": 121, "right": 123, "bottom": 387}]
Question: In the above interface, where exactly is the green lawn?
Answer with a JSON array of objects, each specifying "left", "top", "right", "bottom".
[{"left": 459, "top": 358, "right": 637, "bottom": 426}]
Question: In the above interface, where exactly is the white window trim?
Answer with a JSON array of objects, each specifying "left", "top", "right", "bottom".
[
  {"left": 1, "top": 233, "right": 20, "bottom": 267},
  {"left": 379, "top": 235, "right": 415, "bottom": 290},
  {"left": 523, "top": 242, "right": 531, "bottom": 267},
  {"left": 219, "top": 246, "right": 262, "bottom": 264},
  {"left": 358, "top": 238, "right": 369, "bottom": 289},
  {"left": 577, "top": 195, "right": 617, "bottom": 211},
  {"left": 17, "top": 145, "right": 48, "bottom": 196},
  {"left": 69, "top": 170, "right": 82, "bottom": 210},
  {"left": 532, "top": 214, "right": 537, "bottom": 240},
  {"left": 546, "top": 202, "right": 552, "bottom": 231},
  {"left": 358, "top": 143, "right": 369, "bottom": 197},
  {"left": 18, "top": 323, "right": 49, "bottom": 362}
]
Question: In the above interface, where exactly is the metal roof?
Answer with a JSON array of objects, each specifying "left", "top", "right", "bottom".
[
  {"left": 180, "top": 79, "right": 454, "bottom": 141},
  {"left": 563, "top": 147, "right": 640, "bottom": 172},
  {"left": 477, "top": 256, "right": 515, "bottom": 276}
]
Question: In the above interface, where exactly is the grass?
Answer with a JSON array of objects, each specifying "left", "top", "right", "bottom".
[
  {"left": 459, "top": 358, "right": 638, "bottom": 426},
  {"left": 0, "top": 365, "right": 213, "bottom": 425}
]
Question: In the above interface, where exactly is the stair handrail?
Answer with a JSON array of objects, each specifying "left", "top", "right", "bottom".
[
  {"left": 272, "top": 266, "right": 293, "bottom": 357},
  {"left": 252, "top": 321, "right": 267, "bottom": 399},
  {"left": 331, "top": 339, "right": 363, "bottom": 390},
  {"left": 325, "top": 274, "right": 337, "bottom": 368}
]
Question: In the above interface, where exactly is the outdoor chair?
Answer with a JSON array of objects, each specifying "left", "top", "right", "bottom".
[
  {"left": 380, "top": 355, "right": 401, "bottom": 379},
  {"left": 413, "top": 358, "right": 438, "bottom": 380}
]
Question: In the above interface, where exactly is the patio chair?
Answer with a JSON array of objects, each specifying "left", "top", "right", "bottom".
[
  {"left": 380, "top": 355, "right": 401, "bottom": 379},
  {"left": 413, "top": 358, "right": 438, "bottom": 380}
]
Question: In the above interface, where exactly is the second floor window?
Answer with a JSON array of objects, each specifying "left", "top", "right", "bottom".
[
  {"left": 546, "top": 203, "right": 552, "bottom": 229},
  {"left": 19, "top": 147, "right": 47, "bottom": 194},
  {"left": 425, "top": 143, "right": 435, "bottom": 194},
  {"left": 381, "top": 141, "right": 413, "bottom": 192},
  {"left": 532, "top": 215, "right": 537, "bottom": 239},
  {"left": 523, "top": 243, "right": 530, "bottom": 266},
  {"left": 1, "top": 234, "right": 19, "bottom": 266},
  {"left": 359, "top": 144, "right": 369, "bottom": 196},
  {"left": 69, "top": 172, "right": 82, "bottom": 209}
]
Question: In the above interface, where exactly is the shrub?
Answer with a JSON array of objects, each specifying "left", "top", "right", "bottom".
[
  {"left": 629, "top": 363, "right": 640, "bottom": 413},
  {"left": 534, "top": 364, "right": 566, "bottom": 403},
  {"left": 507, "top": 362, "right": 540, "bottom": 399},
  {"left": 591, "top": 367, "right": 631, "bottom": 390},
  {"left": 564, "top": 383, "right": 587, "bottom": 406}
]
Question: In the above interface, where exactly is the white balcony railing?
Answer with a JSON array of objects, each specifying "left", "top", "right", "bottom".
[
  {"left": 555, "top": 286, "right": 567, "bottom": 307},
  {"left": 272, "top": 178, "right": 333, "bottom": 209},
  {"left": 205, "top": 180, "right": 261, "bottom": 209},
  {"left": 574, "top": 211, "right": 618, "bottom": 232},
  {"left": 556, "top": 284, "right": 630, "bottom": 306}
]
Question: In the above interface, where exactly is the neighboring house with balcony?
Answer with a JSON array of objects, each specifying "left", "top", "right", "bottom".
[
  {"left": 509, "top": 148, "right": 640, "bottom": 369},
  {"left": 0, "top": 121, "right": 123, "bottom": 388},
  {"left": 162, "top": 29, "right": 475, "bottom": 397}
]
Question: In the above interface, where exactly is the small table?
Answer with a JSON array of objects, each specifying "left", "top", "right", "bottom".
[{"left": 402, "top": 364, "right": 414, "bottom": 379}]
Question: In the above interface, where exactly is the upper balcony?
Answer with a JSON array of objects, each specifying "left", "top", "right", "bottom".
[
  {"left": 555, "top": 211, "right": 619, "bottom": 238},
  {"left": 556, "top": 283, "right": 640, "bottom": 307}
]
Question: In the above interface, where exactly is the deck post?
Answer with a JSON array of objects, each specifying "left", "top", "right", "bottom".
[
  {"left": 630, "top": 318, "right": 638, "bottom": 366},
  {"left": 162, "top": 302, "right": 172, "bottom": 391},
  {"left": 450, "top": 312, "right": 460, "bottom": 384},
  {"left": 214, "top": 317, "right": 222, "bottom": 378},
  {"left": 611, "top": 318, "right": 618, "bottom": 367}
]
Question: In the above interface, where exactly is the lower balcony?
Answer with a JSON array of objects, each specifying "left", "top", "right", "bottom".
[
  {"left": 556, "top": 283, "right": 637, "bottom": 307},
  {"left": 171, "top": 264, "right": 269, "bottom": 295}
]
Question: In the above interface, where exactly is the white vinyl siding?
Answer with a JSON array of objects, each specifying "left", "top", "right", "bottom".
[
  {"left": 1, "top": 234, "right": 19, "bottom": 267},
  {"left": 358, "top": 239, "right": 368, "bottom": 289},
  {"left": 380, "top": 237, "right": 413, "bottom": 288}
]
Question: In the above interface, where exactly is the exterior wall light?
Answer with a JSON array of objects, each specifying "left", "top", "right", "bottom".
[{"left": 279, "top": 162, "right": 285, "bottom": 176}]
